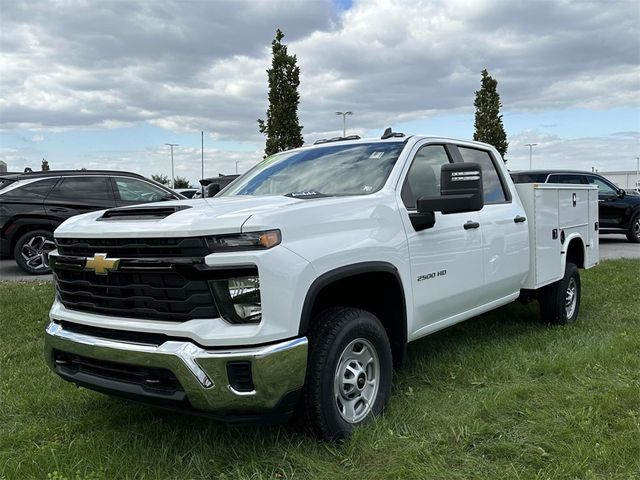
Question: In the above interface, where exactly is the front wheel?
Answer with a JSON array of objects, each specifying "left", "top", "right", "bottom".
[
  {"left": 626, "top": 214, "right": 640, "bottom": 243},
  {"left": 538, "top": 262, "right": 581, "bottom": 325},
  {"left": 305, "top": 307, "right": 392, "bottom": 441}
]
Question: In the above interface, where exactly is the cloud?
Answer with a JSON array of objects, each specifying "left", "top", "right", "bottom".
[
  {"left": 0, "top": 0, "right": 637, "bottom": 142},
  {"left": 1, "top": 143, "right": 261, "bottom": 186},
  {"left": 506, "top": 130, "right": 640, "bottom": 172}
]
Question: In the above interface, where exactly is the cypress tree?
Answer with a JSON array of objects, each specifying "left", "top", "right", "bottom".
[
  {"left": 258, "top": 29, "right": 304, "bottom": 157},
  {"left": 473, "top": 69, "right": 509, "bottom": 160}
]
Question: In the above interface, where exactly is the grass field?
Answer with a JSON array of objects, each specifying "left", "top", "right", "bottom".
[{"left": 1, "top": 259, "right": 639, "bottom": 480}]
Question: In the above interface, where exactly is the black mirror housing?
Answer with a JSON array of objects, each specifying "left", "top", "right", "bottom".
[{"left": 417, "top": 162, "right": 484, "bottom": 214}]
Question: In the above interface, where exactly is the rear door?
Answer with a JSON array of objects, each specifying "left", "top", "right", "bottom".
[
  {"left": 44, "top": 176, "right": 116, "bottom": 220},
  {"left": 455, "top": 146, "right": 529, "bottom": 301},
  {"left": 398, "top": 141, "right": 485, "bottom": 335}
]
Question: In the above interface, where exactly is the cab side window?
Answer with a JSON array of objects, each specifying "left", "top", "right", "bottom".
[
  {"left": 458, "top": 147, "right": 508, "bottom": 203},
  {"left": 401, "top": 145, "right": 451, "bottom": 209}
]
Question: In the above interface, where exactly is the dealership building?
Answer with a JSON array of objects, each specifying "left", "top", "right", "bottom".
[{"left": 599, "top": 170, "right": 640, "bottom": 191}]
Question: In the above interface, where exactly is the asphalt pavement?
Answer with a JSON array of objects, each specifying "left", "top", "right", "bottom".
[{"left": 0, "top": 234, "right": 637, "bottom": 283}]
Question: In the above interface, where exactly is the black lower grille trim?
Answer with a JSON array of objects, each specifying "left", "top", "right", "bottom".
[
  {"left": 58, "top": 321, "right": 173, "bottom": 347},
  {"left": 53, "top": 350, "right": 184, "bottom": 398}
]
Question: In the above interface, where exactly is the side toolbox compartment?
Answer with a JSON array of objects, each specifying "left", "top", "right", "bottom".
[
  {"left": 515, "top": 183, "right": 561, "bottom": 289},
  {"left": 515, "top": 183, "right": 598, "bottom": 290}
]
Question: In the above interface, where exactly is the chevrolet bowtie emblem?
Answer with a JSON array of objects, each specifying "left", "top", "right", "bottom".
[{"left": 84, "top": 253, "right": 120, "bottom": 275}]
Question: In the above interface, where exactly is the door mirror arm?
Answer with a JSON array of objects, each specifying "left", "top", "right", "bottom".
[{"left": 409, "top": 211, "right": 435, "bottom": 231}]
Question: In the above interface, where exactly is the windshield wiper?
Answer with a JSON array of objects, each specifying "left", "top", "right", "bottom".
[{"left": 284, "top": 190, "right": 329, "bottom": 199}]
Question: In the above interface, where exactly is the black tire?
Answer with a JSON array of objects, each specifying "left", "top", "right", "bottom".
[
  {"left": 13, "top": 229, "right": 55, "bottom": 275},
  {"left": 305, "top": 307, "right": 392, "bottom": 442},
  {"left": 538, "top": 262, "right": 581, "bottom": 325},
  {"left": 626, "top": 214, "right": 640, "bottom": 243}
]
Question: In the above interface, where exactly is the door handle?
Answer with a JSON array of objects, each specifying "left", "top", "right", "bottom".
[
  {"left": 49, "top": 207, "right": 69, "bottom": 213},
  {"left": 514, "top": 215, "right": 526, "bottom": 223},
  {"left": 464, "top": 221, "right": 480, "bottom": 230}
]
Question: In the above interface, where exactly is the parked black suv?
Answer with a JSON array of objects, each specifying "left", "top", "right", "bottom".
[
  {"left": 511, "top": 170, "right": 640, "bottom": 243},
  {"left": 0, "top": 170, "right": 183, "bottom": 274}
]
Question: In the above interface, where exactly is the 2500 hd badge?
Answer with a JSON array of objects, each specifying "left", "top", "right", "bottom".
[{"left": 417, "top": 269, "right": 447, "bottom": 282}]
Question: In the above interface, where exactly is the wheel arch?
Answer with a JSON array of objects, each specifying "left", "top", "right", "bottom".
[
  {"left": 564, "top": 235, "right": 585, "bottom": 270},
  {"left": 299, "top": 262, "right": 408, "bottom": 366},
  {"left": 7, "top": 217, "right": 59, "bottom": 252}
]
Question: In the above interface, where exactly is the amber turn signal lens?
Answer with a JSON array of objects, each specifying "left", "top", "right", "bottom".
[{"left": 259, "top": 230, "right": 281, "bottom": 249}]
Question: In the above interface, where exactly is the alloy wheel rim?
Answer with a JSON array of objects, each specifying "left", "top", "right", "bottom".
[
  {"left": 565, "top": 277, "right": 577, "bottom": 319},
  {"left": 334, "top": 338, "right": 379, "bottom": 424},
  {"left": 20, "top": 236, "right": 55, "bottom": 271},
  {"left": 634, "top": 218, "right": 640, "bottom": 238}
]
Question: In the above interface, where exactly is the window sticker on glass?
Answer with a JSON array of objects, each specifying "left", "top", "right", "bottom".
[
  {"left": 369, "top": 151, "right": 385, "bottom": 159},
  {"left": 361, "top": 185, "right": 374, "bottom": 192}
]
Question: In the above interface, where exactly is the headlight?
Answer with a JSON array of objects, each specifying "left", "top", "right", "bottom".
[
  {"left": 210, "top": 275, "right": 261, "bottom": 324},
  {"left": 205, "top": 230, "right": 281, "bottom": 252}
]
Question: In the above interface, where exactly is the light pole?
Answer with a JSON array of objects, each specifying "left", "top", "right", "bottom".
[
  {"left": 335, "top": 111, "right": 353, "bottom": 137},
  {"left": 165, "top": 143, "right": 178, "bottom": 188},
  {"left": 201, "top": 131, "right": 204, "bottom": 181},
  {"left": 525, "top": 143, "right": 538, "bottom": 170}
]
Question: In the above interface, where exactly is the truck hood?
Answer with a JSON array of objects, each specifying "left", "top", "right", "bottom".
[{"left": 55, "top": 195, "right": 301, "bottom": 238}]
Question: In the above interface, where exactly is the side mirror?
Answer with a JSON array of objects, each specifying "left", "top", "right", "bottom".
[
  {"left": 205, "top": 184, "right": 220, "bottom": 197},
  {"left": 417, "top": 162, "right": 484, "bottom": 215},
  {"left": 618, "top": 189, "right": 625, "bottom": 198}
]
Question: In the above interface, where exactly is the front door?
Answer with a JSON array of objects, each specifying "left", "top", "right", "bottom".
[{"left": 398, "top": 142, "right": 485, "bottom": 338}]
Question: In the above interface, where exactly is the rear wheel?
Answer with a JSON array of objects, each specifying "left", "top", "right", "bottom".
[
  {"left": 538, "top": 262, "right": 581, "bottom": 325},
  {"left": 13, "top": 230, "right": 55, "bottom": 275},
  {"left": 305, "top": 307, "right": 392, "bottom": 441},
  {"left": 626, "top": 214, "right": 640, "bottom": 243}
]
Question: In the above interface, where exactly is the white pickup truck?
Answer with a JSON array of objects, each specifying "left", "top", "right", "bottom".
[{"left": 45, "top": 131, "right": 599, "bottom": 441}]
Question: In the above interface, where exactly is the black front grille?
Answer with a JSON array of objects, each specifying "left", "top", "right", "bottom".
[
  {"left": 55, "top": 269, "right": 218, "bottom": 322},
  {"left": 56, "top": 237, "right": 209, "bottom": 258},
  {"left": 53, "top": 350, "right": 184, "bottom": 396}
]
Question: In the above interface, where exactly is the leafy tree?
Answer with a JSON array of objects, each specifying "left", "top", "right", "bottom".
[
  {"left": 257, "top": 29, "right": 304, "bottom": 157},
  {"left": 41, "top": 158, "right": 50, "bottom": 171},
  {"left": 151, "top": 174, "right": 170, "bottom": 186},
  {"left": 173, "top": 176, "right": 190, "bottom": 189},
  {"left": 473, "top": 69, "right": 509, "bottom": 160}
]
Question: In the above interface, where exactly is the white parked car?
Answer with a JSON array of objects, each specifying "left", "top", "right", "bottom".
[{"left": 45, "top": 131, "right": 598, "bottom": 440}]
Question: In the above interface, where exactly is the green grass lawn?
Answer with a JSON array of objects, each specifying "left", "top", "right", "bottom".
[{"left": 1, "top": 260, "right": 639, "bottom": 480}]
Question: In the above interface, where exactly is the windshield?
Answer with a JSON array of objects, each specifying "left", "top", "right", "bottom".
[{"left": 221, "top": 142, "right": 406, "bottom": 197}]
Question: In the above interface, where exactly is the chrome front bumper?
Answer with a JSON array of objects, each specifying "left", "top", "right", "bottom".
[{"left": 44, "top": 321, "right": 308, "bottom": 417}]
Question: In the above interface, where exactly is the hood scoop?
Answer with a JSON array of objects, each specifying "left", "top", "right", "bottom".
[{"left": 99, "top": 204, "right": 191, "bottom": 221}]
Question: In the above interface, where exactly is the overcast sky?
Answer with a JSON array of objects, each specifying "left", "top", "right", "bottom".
[{"left": 1, "top": 0, "right": 638, "bottom": 184}]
